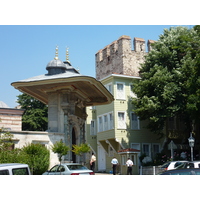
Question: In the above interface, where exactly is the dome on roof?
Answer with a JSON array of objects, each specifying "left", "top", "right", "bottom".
[
  {"left": 0, "top": 101, "right": 9, "bottom": 108},
  {"left": 46, "top": 59, "right": 66, "bottom": 68},
  {"left": 46, "top": 59, "right": 66, "bottom": 75}
]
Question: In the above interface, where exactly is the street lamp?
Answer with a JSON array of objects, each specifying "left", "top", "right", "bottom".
[{"left": 188, "top": 133, "right": 195, "bottom": 161}]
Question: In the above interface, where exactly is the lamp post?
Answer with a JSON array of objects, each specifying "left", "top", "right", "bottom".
[
  {"left": 188, "top": 133, "right": 195, "bottom": 161},
  {"left": 170, "top": 140, "right": 174, "bottom": 161}
]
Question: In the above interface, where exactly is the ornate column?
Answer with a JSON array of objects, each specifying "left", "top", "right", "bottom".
[
  {"left": 61, "top": 106, "right": 70, "bottom": 161},
  {"left": 61, "top": 90, "right": 71, "bottom": 161}
]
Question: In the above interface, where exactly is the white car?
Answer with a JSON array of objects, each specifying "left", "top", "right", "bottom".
[
  {"left": 160, "top": 161, "right": 188, "bottom": 171},
  {"left": 184, "top": 161, "right": 200, "bottom": 168},
  {"left": 0, "top": 163, "right": 31, "bottom": 175},
  {"left": 43, "top": 163, "right": 95, "bottom": 175}
]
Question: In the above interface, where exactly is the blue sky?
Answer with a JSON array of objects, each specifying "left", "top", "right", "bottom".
[{"left": 0, "top": 25, "right": 193, "bottom": 108}]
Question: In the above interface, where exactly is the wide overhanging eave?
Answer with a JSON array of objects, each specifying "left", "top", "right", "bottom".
[{"left": 11, "top": 76, "right": 114, "bottom": 106}]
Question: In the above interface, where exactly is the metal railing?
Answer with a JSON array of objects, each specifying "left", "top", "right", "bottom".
[{"left": 139, "top": 166, "right": 163, "bottom": 175}]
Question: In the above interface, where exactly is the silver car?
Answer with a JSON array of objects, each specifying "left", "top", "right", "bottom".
[
  {"left": 0, "top": 163, "right": 31, "bottom": 175},
  {"left": 160, "top": 161, "right": 188, "bottom": 171},
  {"left": 183, "top": 161, "right": 200, "bottom": 168},
  {"left": 42, "top": 163, "right": 95, "bottom": 175}
]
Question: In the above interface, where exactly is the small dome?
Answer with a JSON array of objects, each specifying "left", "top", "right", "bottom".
[
  {"left": 0, "top": 101, "right": 9, "bottom": 108},
  {"left": 46, "top": 59, "right": 66, "bottom": 69},
  {"left": 46, "top": 59, "right": 66, "bottom": 75}
]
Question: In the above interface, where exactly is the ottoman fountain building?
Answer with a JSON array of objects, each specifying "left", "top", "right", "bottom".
[{"left": 11, "top": 47, "right": 114, "bottom": 164}]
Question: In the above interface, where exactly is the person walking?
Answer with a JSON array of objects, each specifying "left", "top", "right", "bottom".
[
  {"left": 111, "top": 157, "right": 118, "bottom": 175},
  {"left": 126, "top": 158, "right": 134, "bottom": 175},
  {"left": 90, "top": 153, "right": 96, "bottom": 172}
]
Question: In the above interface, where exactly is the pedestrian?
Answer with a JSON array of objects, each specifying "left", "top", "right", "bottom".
[
  {"left": 90, "top": 153, "right": 96, "bottom": 172},
  {"left": 126, "top": 158, "right": 134, "bottom": 175},
  {"left": 111, "top": 157, "right": 118, "bottom": 175}
]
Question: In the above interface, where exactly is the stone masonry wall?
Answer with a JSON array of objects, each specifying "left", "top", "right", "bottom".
[
  {"left": 95, "top": 35, "right": 155, "bottom": 80},
  {"left": 0, "top": 114, "right": 22, "bottom": 131}
]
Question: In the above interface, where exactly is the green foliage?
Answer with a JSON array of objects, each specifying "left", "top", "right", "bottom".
[
  {"left": 0, "top": 140, "right": 50, "bottom": 175},
  {"left": 194, "top": 25, "right": 200, "bottom": 36},
  {"left": 0, "top": 129, "right": 21, "bottom": 163},
  {"left": 0, "top": 131, "right": 14, "bottom": 151},
  {"left": 21, "top": 143, "right": 50, "bottom": 175},
  {"left": 132, "top": 26, "right": 200, "bottom": 136},
  {"left": 72, "top": 143, "right": 90, "bottom": 156},
  {"left": 0, "top": 148, "right": 22, "bottom": 163},
  {"left": 17, "top": 93, "right": 48, "bottom": 131},
  {"left": 51, "top": 141, "right": 70, "bottom": 163},
  {"left": 152, "top": 153, "right": 170, "bottom": 166}
]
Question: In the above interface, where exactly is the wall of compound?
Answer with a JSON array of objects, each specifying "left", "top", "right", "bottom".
[
  {"left": 0, "top": 108, "right": 24, "bottom": 131},
  {"left": 11, "top": 130, "right": 64, "bottom": 168}
]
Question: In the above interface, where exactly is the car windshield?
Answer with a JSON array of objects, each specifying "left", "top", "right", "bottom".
[
  {"left": 67, "top": 165, "right": 88, "bottom": 170},
  {"left": 175, "top": 162, "right": 187, "bottom": 169},
  {"left": 161, "top": 162, "right": 170, "bottom": 168},
  {"left": 175, "top": 162, "right": 186, "bottom": 169}
]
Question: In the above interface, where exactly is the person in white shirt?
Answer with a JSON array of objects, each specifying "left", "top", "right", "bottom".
[
  {"left": 126, "top": 158, "right": 134, "bottom": 175},
  {"left": 90, "top": 153, "right": 96, "bottom": 172},
  {"left": 111, "top": 157, "right": 118, "bottom": 175}
]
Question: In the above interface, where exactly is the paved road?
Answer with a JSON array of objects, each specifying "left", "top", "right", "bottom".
[{"left": 95, "top": 172, "right": 112, "bottom": 175}]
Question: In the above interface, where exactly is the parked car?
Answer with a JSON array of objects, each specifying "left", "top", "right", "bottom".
[
  {"left": 182, "top": 161, "right": 200, "bottom": 169},
  {"left": 42, "top": 163, "right": 95, "bottom": 175},
  {"left": 0, "top": 163, "right": 31, "bottom": 175},
  {"left": 160, "top": 161, "right": 188, "bottom": 171},
  {"left": 159, "top": 168, "right": 200, "bottom": 175}
]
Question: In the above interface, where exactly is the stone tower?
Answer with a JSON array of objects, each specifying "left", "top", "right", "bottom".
[{"left": 95, "top": 35, "right": 154, "bottom": 80}]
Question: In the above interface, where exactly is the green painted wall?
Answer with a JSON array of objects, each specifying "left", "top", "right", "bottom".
[{"left": 85, "top": 74, "right": 166, "bottom": 174}]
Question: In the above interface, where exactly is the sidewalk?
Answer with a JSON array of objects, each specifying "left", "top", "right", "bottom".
[{"left": 95, "top": 172, "right": 113, "bottom": 175}]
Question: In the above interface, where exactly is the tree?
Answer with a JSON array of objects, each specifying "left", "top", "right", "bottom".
[
  {"left": 51, "top": 140, "right": 70, "bottom": 164},
  {"left": 132, "top": 26, "right": 200, "bottom": 137},
  {"left": 72, "top": 143, "right": 90, "bottom": 164},
  {"left": 72, "top": 143, "right": 90, "bottom": 156},
  {"left": 17, "top": 93, "right": 48, "bottom": 131}
]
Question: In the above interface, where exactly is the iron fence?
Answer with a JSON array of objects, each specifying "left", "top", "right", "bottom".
[{"left": 139, "top": 166, "right": 163, "bottom": 175}]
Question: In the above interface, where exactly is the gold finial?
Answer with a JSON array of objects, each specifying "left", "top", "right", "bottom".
[
  {"left": 54, "top": 45, "right": 59, "bottom": 60},
  {"left": 66, "top": 47, "right": 70, "bottom": 63}
]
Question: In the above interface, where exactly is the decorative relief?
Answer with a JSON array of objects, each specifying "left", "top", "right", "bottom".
[{"left": 75, "top": 99, "right": 85, "bottom": 109}]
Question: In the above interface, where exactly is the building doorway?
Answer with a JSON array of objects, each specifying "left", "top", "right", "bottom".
[
  {"left": 72, "top": 127, "right": 76, "bottom": 163},
  {"left": 98, "top": 145, "right": 106, "bottom": 171}
]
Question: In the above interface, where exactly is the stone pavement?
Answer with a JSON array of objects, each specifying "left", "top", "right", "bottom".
[{"left": 95, "top": 172, "right": 113, "bottom": 175}]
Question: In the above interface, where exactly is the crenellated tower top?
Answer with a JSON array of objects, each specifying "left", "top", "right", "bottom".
[{"left": 95, "top": 35, "right": 155, "bottom": 80}]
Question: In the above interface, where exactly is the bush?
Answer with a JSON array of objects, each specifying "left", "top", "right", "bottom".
[
  {"left": 21, "top": 143, "right": 50, "bottom": 175},
  {"left": 0, "top": 143, "right": 50, "bottom": 175},
  {"left": 0, "top": 130, "right": 50, "bottom": 174},
  {"left": 0, "top": 148, "right": 22, "bottom": 163},
  {"left": 0, "top": 131, "right": 23, "bottom": 163}
]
